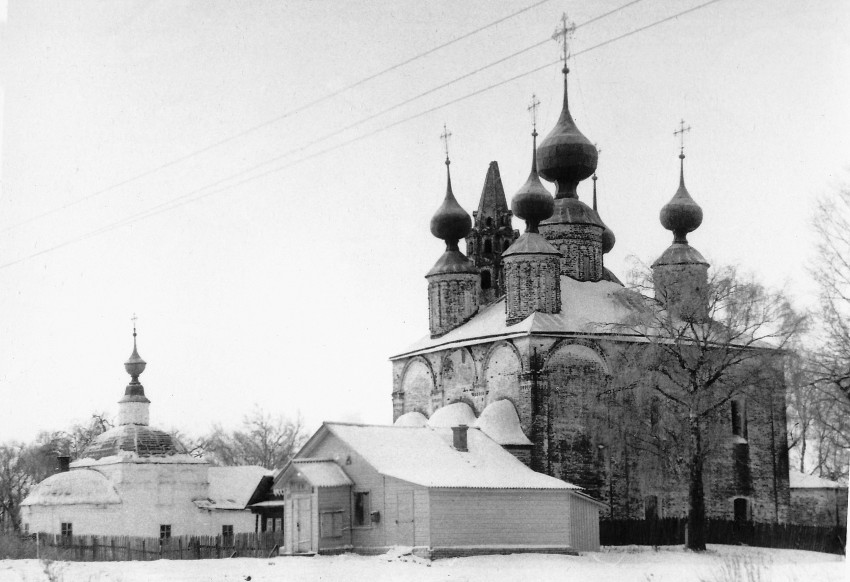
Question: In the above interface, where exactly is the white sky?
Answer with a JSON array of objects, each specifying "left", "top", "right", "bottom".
[{"left": 1, "top": 0, "right": 849, "bottom": 443}]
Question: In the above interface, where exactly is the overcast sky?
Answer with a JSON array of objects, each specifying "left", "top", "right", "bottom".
[{"left": 1, "top": 0, "right": 848, "bottom": 444}]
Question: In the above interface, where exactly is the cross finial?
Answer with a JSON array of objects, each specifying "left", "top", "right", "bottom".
[
  {"left": 552, "top": 12, "right": 576, "bottom": 71},
  {"left": 674, "top": 119, "right": 691, "bottom": 157},
  {"left": 440, "top": 123, "right": 452, "bottom": 165},
  {"left": 130, "top": 313, "right": 138, "bottom": 337},
  {"left": 527, "top": 94, "right": 541, "bottom": 135}
]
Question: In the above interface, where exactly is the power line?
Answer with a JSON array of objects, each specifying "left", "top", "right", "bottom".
[
  {"left": 0, "top": 0, "right": 723, "bottom": 271},
  {"left": 1, "top": 0, "right": 554, "bottom": 234}
]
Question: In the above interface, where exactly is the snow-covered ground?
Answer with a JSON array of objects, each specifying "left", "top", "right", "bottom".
[{"left": 0, "top": 545, "right": 845, "bottom": 582}]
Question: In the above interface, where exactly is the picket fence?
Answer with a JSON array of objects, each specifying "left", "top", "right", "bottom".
[
  {"left": 600, "top": 518, "right": 846, "bottom": 555},
  {"left": 34, "top": 531, "right": 285, "bottom": 561}
]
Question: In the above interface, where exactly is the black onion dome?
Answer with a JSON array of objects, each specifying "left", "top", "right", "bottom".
[
  {"left": 660, "top": 154, "right": 703, "bottom": 243},
  {"left": 511, "top": 132, "right": 554, "bottom": 233},
  {"left": 124, "top": 340, "right": 146, "bottom": 379},
  {"left": 81, "top": 424, "right": 188, "bottom": 460},
  {"left": 537, "top": 73, "right": 598, "bottom": 198},
  {"left": 430, "top": 163, "right": 472, "bottom": 244}
]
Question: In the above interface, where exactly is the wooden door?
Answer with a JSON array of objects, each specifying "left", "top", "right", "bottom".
[
  {"left": 295, "top": 497, "right": 313, "bottom": 553},
  {"left": 396, "top": 491, "right": 415, "bottom": 546}
]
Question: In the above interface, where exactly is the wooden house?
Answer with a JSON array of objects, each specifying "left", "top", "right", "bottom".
[{"left": 273, "top": 422, "right": 603, "bottom": 557}]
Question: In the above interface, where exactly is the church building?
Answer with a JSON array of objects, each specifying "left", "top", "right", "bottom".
[
  {"left": 390, "top": 44, "right": 791, "bottom": 524},
  {"left": 21, "top": 328, "right": 269, "bottom": 538}
]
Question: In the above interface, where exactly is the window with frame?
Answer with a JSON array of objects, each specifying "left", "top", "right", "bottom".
[
  {"left": 320, "top": 510, "right": 344, "bottom": 538},
  {"left": 273, "top": 517, "right": 282, "bottom": 532},
  {"left": 354, "top": 491, "right": 371, "bottom": 527},
  {"left": 159, "top": 524, "right": 171, "bottom": 540},
  {"left": 222, "top": 524, "right": 234, "bottom": 542},
  {"left": 61, "top": 523, "right": 72, "bottom": 537},
  {"left": 731, "top": 399, "right": 748, "bottom": 439}
]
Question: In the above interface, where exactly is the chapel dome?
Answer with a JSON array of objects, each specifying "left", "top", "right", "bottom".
[
  {"left": 430, "top": 163, "right": 472, "bottom": 243},
  {"left": 81, "top": 424, "right": 188, "bottom": 460},
  {"left": 21, "top": 469, "right": 121, "bottom": 506},
  {"left": 537, "top": 73, "right": 598, "bottom": 197},
  {"left": 511, "top": 131, "right": 554, "bottom": 230},
  {"left": 660, "top": 154, "right": 703, "bottom": 242}
]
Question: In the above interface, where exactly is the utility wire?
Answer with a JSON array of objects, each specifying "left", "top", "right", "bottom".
[
  {"left": 0, "top": 0, "right": 722, "bottom": 271},
  {"left": 2, "top": 0, "right": 554, "bottom": 234}
]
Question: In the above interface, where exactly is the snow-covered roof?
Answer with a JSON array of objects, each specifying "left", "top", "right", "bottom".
[
  {"left": 285, "top": 459, "right": 354, "bottom": 488},
  {"left": 789, "top": 470, "right": 847, "bottom": 490},
  {"left": 474, "top": 400, "right": 532, "bottom": 446},
  {"left": 22, "top": 469, "right": 121, "bottom": 506},
  {"left": 394, "top": 411, "right": 428, "bottom": 427},
  {"left": 426, "top": 402, "right": 476, "bottom": 428},
  {"left": 391, "top": 277, "right": 642, "bottom": 358},
  {"left": 316, "top": 423, "right": 579, "bottom": 489},
  {"left": 194, "top": 465, "right": 271, "bottom": 510}
]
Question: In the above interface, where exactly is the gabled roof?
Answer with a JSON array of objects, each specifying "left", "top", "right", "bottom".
[
  {"left": 277, "top": 459, "right": 354, "bottom": 489},
  {"left": 789, "top": 470, "right": 847, "bottom": 490},
  {"left": 300, "top": 422, "right": 579, "bottom": 490},
  {"left": 391, "top": 277, "right": 642, "bottom": 358},
  {"left": 194, "top": 465, "right": 272, "bottom": 510}
]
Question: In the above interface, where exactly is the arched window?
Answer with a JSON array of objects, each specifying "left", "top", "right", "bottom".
[
  {"left": 484, "top": 239, "right": 493, "bottom": 254},
  {"left": 486, "top": 217, "right": 493, "bottom": 227},
  {"left": 481, "top": 270, "right": 492, "bottom": 290}
]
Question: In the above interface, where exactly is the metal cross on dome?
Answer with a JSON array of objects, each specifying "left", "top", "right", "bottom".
[
  {"left": 552, "top": 12, "right": 576, "bottom": 65},
  {"left": 440, "top": 123, "right": 452, "bottom": 164},
  {"left": 674, "top": 119, "right": 692, "bottom": 155},
  {"left": 527, "top": 94, "right": 541, "bottom": 133}
]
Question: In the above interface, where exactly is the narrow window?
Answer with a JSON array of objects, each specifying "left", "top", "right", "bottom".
[
  {"left": 733, "top": 498, "right": 750, "bottom": 523},
  {"left": 484, "top": 239, "right": 493, "bottom": 254},
  {"left": 468, "top": 241, "right": 474, "bottom": 254},
  {"left": 486, "top": 217, "right": 493, "bottom": 227},
  {"left": 22, "top": 523, "right": 29, "bottom": 535},
  {"left": 644, "top": 495, "right": 659, "bottom": 521},
  {"left": 731, "top": 399, "right": 747, "bottom": 439},
  {"left": 481, "top": 270, "right": 492, "bottom": 290},
  {"left": 274, "top": 517, "right": 282, "bottom": 532},
  {"left": 159, "top": 524, "right": 171, "bottom": 540},
  {"left": 61, "top": 523, "right": 72, "bottom": 537},
  {"left": 354, "top": 491, "right": 371, "bottom": 526},
  {"left": 222, "top": 525, "right": 234, "bottom": 544}
]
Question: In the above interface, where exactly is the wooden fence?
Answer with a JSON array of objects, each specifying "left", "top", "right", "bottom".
[
  {"left": 600, "top": 518, "right": 846, "bottom": 555},
  {"left": 34, "top": 531, "right": 285, "bottom": 562}
]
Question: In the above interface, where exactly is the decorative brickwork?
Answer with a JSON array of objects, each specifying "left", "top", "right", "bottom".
[
  {"left": 427, "top": 273, "right": 479, "bottom": 338},
  {"left": 503, "top": 255, "right": 561, "bottom": 325},
  {"left": 540, "top": 223, "right": 603, "bottom": 281}
]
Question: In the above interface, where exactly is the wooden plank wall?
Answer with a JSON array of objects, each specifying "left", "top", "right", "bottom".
[
  {"left": 34, "top": 531, "right": 285, "bottom": 561},
  {"left": 568, "top": 492, "right": 601, "bottom": 551}
]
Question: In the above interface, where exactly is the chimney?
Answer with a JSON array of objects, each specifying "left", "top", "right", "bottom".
[
  {"left": 452, "top": 425, "right": 469, "bottom": 452},
  {"left": 57, "top": 455, "right": 70, "bottom": 473}
]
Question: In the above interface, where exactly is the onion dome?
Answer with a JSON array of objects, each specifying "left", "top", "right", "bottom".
[
  {"left": 511, "top": 128, "right": 554, "bottom": 233},
  {"left": 660, "top": 152, "right": 703, "bottom": 244},
  {"left": 593, "top": 173, "right": 615, "bottom": 254},
  {"left": 427, "top": 158, "right": 478, "bottom": 277},
  {"left": 430, "top": 160, "right": 472, "bottom": 247},
  {"left": 121, "top": 327, "right": 149, "bottom": 403},
  {"left": 537, "top": 67, "right": 598, "bottom": 199}
]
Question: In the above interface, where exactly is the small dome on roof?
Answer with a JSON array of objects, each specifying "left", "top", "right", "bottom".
[
  {"left": 394, "top": 411, "right": 428, "bottom": 427},
  {"left": 511, "top": 130, "right": 554, "bottom": 232},
  {"left": 22, "top": 469, "right": 121, "bottom": 506},
  {"left": 427, "top": 402, "right": 476, "bottom": 428},
  {"left": 474, "top": 400, "right": 532, "bottom": 446},
  {"left": 81, "top": 424, "right": 188, "bottom": 460}
]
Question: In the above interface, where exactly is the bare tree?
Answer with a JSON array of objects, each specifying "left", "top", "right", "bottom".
[
  {"left": 0, "top": 443, "right": 33, "bottom": 532},
  {"left": 200, "top": 407, "right": 306, "bottom": 469},
  {"left": 811, "top": 186, "right": 850, "bottom": 406},
  {"left": 612, "top": 265, "right": 805, "bottom": 550}
]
